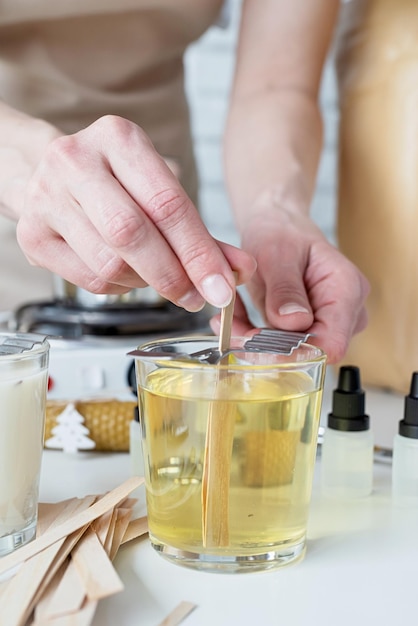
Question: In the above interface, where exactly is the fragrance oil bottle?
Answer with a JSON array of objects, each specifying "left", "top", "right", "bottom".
[
  {"left": 392, "top": 372, "right": 418, "bottom": 505},
  {"left": 321, "top": 366, "right": 373, "bottom": 499}
]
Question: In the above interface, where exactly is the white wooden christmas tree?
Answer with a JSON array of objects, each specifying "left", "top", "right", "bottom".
[{"left": 45, "top": 403, "right": 96, "bottom": 454}]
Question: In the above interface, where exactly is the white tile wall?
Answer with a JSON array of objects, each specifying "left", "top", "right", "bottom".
[{"left": 184, "top": 0, "right": 339, "bottom": 247}]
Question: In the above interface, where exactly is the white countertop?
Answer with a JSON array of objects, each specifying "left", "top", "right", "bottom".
[{"left": 39, "top": 447, "right": 417, "bottom": 626}]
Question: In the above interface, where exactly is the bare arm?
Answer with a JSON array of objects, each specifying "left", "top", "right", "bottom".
[
  {"left": 226, "top": 0, "right": 338, "bottom": 225},
  {"left": 215, "top": 0, "right": 370, "bottom": 362}
]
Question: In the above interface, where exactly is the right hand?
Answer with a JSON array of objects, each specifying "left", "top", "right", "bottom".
[{"left": 16, "top": 115, "right": 256, "bottom": 310}]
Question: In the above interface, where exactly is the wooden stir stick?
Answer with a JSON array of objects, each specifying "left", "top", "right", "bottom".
[{"left": 201, "top": 275, "right": 237, "bottom": 548}]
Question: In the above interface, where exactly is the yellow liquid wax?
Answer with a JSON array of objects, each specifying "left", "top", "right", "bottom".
[{"left": 139, "top": 367, "right": 322, "bottom": 558}]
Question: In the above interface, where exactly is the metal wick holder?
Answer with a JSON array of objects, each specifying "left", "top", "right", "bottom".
[
  {"left": 128, "top": 329, "right": 314, "bottom": 363},
  {"left": 0, "top": 333, "right": 49, "bottom": 355}
]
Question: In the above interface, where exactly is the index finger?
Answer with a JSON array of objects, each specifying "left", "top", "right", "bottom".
[{"left": 101, "top": 119, "right": 239, "bottom": 307}]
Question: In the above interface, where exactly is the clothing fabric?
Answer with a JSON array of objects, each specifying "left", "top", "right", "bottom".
[
  {"left": 336, "top": 0, "right": 418, "bottom": 392},
  {"left": 0, "top": 0, "right": 225, "bottom": 311}
]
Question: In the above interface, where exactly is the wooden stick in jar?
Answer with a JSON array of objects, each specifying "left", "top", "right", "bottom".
[{"left": 201, "top": 274, "right": 237, "bottom": 548}]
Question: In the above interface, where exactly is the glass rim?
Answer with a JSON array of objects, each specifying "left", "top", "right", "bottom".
[
  {"left": 0, "top": 332, "right": 50, "bottom": 361},
  {"left": 133, "top": 334, "right": 327, "bottom": 370}
]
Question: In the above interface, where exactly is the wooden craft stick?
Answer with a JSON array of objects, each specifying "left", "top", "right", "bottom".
[
  {"left": 30, "top": 526, "right": 88, "bottom": 609},
  {"left": 75, "top": 600, "right": 98, "bottom": 626},
  {"left": 0, "top": 476, "right": 144, "bottom": 577},
  {"left": 71, "top": 526, "right": 124, "bottom": 601},
  {"left": 37, "top": 498, "right": 136, "bottom": 620},
  {"left": 109, "top": 508, "right": 133, "bottom": 561},
  {"left": 121, "top": 515, "right": 149, "bottom": 544},
  {"left": 201, "top": 281, "right": 236, "bottom": 547},
  {"left": 42, "top": 505, "right": 134, "bottom": 619},
  {"left": 37, "top": 499, "right": 82, "bottom": 535},
  {"left": 1, "top": 496, "right": 95, "bottom": 626},
  {"left": 41, "top": 557, "right": 85, "bottom": 619},
  {"left": 37, "top": 496, "right": 97, "bottom": 533},
  {"left": 33, "top": 559, "right": 69, "bottom": 622},
  {"left": 117, "top": 497, "right": 138, "bottom": 510},
  {"left": 103, "top": 509, "right": 118, "bottom": 556},
  {"left": 1, "top": 527, "right": 87, "bottom": 626},
  {"left": 157, "top": 601, "right": 197, "bottom": 626},
  {"left": 0, "top": 581, "right": 8, "bottom": 601},
  {"left": 91, "top": 506, "right": 117, "bottom": 556},
  {"left": 11, "top": 498, "right": 95, "bottom": 623},
  {"left": 91, "top": 508, "right": 114, "bottom": 547},
  {"left": 33, "top": 599, "right": 98, "bottom": 626}
]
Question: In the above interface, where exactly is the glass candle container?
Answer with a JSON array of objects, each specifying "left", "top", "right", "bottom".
[{"left": 132, "top": 335, "right": 326, "bottom": 573}]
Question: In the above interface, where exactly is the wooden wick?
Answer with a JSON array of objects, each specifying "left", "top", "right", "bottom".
[{"left": 201, "top": 274, "right": 237, "bottom": 548}]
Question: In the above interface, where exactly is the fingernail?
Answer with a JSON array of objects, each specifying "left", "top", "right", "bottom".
[
  {"left": 279, "top": 303, "right": 310, "bottom": 315},
  {"left": 201, "top": 274, "right": 233, "bottom": 308},
  {"left": 178, "top": 289, "right": 205, "bottom": 312}
]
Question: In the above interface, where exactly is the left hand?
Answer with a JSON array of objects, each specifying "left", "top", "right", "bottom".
[{"left": 210, "top": 208, "right": 369, "bottom": 364}]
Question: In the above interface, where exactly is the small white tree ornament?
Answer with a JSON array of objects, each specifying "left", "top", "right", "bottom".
[{"left": 45, "top": 403, "right": 96, "bottom": 454}]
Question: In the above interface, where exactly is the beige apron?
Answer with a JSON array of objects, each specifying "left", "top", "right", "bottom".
[
  {"left": 0, "top": 0, "right": 224, "bottom": 311},
  {"left": 336, "top": 0, "right": 418, "bottom": 393}
]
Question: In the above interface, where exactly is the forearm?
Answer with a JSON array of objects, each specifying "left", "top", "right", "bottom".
[
  {"left": 225, "top": 0, "right": 339, "bottom": 233},
  {"left": 0, "top": 102, "right": 61, "bottom": 219},
  {"left": 224, "top": 88, "right": 323, "bottom": 232}
]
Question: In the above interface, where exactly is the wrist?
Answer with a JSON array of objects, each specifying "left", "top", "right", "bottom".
[
  {"left": 239, "top": 199, "right": 325, "bottom": 254},
  {"left": 0, "top": 112, "right": 61, "bottom": 219},
  {"left": 235, "top": 181, "right": 312, "bottom": 236}
]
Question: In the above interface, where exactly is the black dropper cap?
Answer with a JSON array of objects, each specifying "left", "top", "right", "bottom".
[
  {"left": 327, "top": 365, "right": 369, "bottom": 432},
  {"left": 399, "top": 372, "right": 418, "bottom": 439}
]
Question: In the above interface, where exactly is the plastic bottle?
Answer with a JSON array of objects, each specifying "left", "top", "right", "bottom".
[
  {"left": 392, "top": 372, "right": 418, "bottom": 505},
  {"left": 320, "top": 365, "right": 374, "bottom": 498}
]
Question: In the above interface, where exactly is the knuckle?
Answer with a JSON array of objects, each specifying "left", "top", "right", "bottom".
[
  {"left": 16, "top": 216, "right": 43, "bottom": 253},
  {"left": 94, "top": 114, "right": 129, "bottom": 133},
  {"left": 103, "top": 210, "right": 145, "bottom": 250},
  {"left": 159, "top": 275, "right": 188, "bottom": 298},
  {"left": 180, "top": 241, "right": 212, "bottom": 269},
  {"left": 93, "top": 115, "right": 149, "bottom": 147},
  {"left": 95, "top": 255, "right": 127, "bottom": 285},
  {"left": 44, "top": 135, "right": 82, "bottom": 167},
  {"left": 83, "top": 277, "right": 110, "bottom": 295},
  {"left": 341, "top": 257, "right": 370, "bottom": 302},
  {"left": 83, "top": 278, "right": 130, "bottom": 296},
  {"left": 33, "top": 137, "right": 88, "bottom": 192},
  {"left": 147, "top": 188, "right": 191, "bottom": 229},
  {"left": 143, "top": 267, "right": 190, "bottom": 302}
]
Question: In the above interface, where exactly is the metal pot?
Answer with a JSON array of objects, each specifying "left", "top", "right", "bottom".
[{"left": 52, "top": 275, "right": 167, "bottom": 309}]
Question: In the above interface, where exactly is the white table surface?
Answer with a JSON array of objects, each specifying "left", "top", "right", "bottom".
[{"left": 39, "top": 447, "right": 417, "bottom": 626}]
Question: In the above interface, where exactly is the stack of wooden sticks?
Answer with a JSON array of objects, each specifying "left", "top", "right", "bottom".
[{"left": 0, "top": 477, "right": 195, "bottom": 626}]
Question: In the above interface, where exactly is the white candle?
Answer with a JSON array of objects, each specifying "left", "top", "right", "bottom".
[{"left": 0, "top": 364, "right": 48, "bottom": 537}]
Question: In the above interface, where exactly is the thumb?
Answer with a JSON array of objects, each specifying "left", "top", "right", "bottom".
[{"left": 264, "top": 272, "right": 314, "bottom": 331}]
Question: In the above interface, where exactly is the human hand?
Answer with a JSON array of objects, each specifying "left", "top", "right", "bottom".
[
  {"left": 16, "top": 115, "right": 256, "bottom": 310},
  {"left": 210, "top": 208, "right": 369, "bottom": 364}
]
